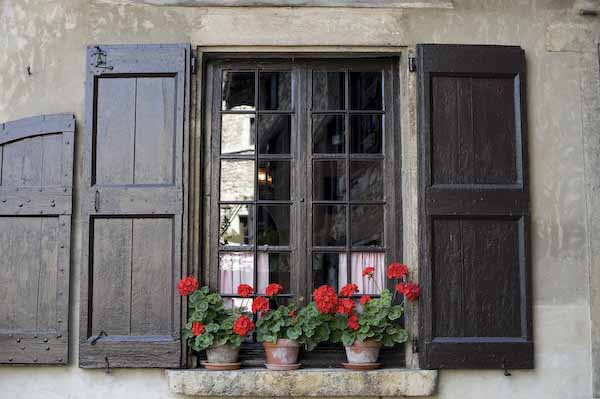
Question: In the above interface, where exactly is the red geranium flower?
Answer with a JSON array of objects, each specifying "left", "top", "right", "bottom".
[
  {"left": 191, "top": 321, "right": 205, "bottom": 336},
  {"left": 362, "top": 266, "right": 375, "bottom": 278},
  {"left": 288, "top": 310, "right": 297, "bottom": 318},
  {"left": 265, "top": 283, "right": 283, "bottom": 297},
  {"left": 177, "top": 276, "right": 199, "bottom": 296},
  {"left": 339, "top": 283, "right": 359, "bottom": 297},
  {"left": 336, "top": 298, "right": 355, "bottom": 315},
  {"left": 396, "top": 282, "right": 420, "bottom": 301},
  {"left": 387, "top": 263, "right": 409, "bottom": 280},
  {"left": 237, "top": 284, "right": 254, "bottom": 298},
  {"left": 252, "top": 296, "right": 270, "bottom": 313},
  {"left": 313, "top": 285, "right": 338, "bottom": 314},
  {"left": 359, "top": 295, "right": 371, "bottom": 305},
  {"left": 233, "top": 315, "right": 255, "bottom": 336},
  {"left": 347, "top": 314, "right": 360, "bottom": 331}
]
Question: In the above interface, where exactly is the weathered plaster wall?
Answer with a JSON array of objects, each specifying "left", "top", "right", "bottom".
[{"left": 0, "top": 0, "right": 598, "bottom": 398}]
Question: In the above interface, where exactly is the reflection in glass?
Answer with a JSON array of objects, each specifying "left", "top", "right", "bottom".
[
  {"left": 313, "top": 71, "right": 345, "bottom": 110},
  {"left": 349, "top": 252, "right": 385, "bottom": 295},
  {"left": 350, "top": 114, "right": 382, "bottom": 154},
  {"left": 350, "top": 161, "right": 383, "bottom": 201},
  {"left": 220, "top": 205, "right": 253, "bottom": 246},
  {"left": 313, "top": 205, "right": 346, "bottom": 246},
  {"left": 313, "top": 114, "right": 345, "bottom": 154},
  {"left": 351, "top": 205, "right": 384, "bottom": 246},
  {"left": 257, "top": 252, "right": 291, "bottom": 294},
  {"left": 313, "top": 253, "right": 344, "bottom": 291},
  {"left": 257, "top": 205, "right": 290, "bottom": 246},
  {"left": 350, "top": 72, "right": 383, "bottom": 110},
  {"left": 259, "top": 72, "right": 292, "bottom": 110},
  {"left": 219, "top": 252, "right": 254, "bottom": 294},
  {"left": 313, "top": 160, "right": 346, "bottom": 201},
  {"left": 222, "top": 71, "right": 255, "bottom": 111},
  {"left": 220, "top": 160, "right": 254, "bottom": 201},
  {"left": 223, "top": 297, "right": 253, "bottom": 313},
  {"left": 258, "top": 161, "right": 290, "bottom": 200},
  {"left": 258, "top": 114, "right": 291, "bottom": 154},
  {"left": 221, "top": 114, "right": 255, "bottom": 155}
]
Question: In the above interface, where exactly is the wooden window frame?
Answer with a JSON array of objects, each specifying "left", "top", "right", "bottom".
[{"left": 198, "top": 54, "right": 404, "bottom": 367}]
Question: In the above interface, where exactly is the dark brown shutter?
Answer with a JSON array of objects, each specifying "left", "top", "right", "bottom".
[
  {"left": 0, "top": 113, "right": 75, "bottom": 365},
  {"left": 80, "top": 44, "right": 190, "bottom": 368},
  {"left": 417, "top": 44, "right": 533, "bottom": 369}
]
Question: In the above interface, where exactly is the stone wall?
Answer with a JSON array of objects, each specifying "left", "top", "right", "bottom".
[{"left": 0, "top": 0, "right": 599, "bottom": 398}]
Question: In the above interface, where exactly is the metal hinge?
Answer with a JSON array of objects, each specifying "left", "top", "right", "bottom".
[
  {"left": 412, "top": 337, "right": 419, "bottom": 353},
  {"left": 191, "top": 55, "right": 197, "bottom": 75},
  {"left": 408, "top": 55, "right": 417, "bottom": 73}
]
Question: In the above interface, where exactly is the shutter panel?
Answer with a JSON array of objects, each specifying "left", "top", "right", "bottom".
[
  {"left": 0, "top": 113, "right": 75, "bottom": 365},
  {"left": 80, "top": 44, "right": 190, "bottom": 368},
  {"left": 417, "top": 44, "right": 533, "bottom": 369}
]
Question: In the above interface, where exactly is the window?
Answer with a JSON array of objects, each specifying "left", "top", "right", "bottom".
[{"left": 205, "top": 58, "right": 402, "bottom": 366}]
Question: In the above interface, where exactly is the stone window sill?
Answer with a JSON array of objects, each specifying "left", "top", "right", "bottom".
[{"left": 166, "top": 368, "right": 438, "bottom": 397}]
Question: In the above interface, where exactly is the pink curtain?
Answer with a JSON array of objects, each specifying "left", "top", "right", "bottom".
[{"left": 338, "top": 252, "right": 385, "bottom": 295}]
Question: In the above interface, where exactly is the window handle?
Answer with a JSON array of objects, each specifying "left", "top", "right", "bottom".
[{"left": 94, "top": 190, "right": 100, "bottom": 212}]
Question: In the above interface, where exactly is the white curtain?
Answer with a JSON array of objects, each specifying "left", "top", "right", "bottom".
[
  {"left": 338, "top": 252, "right": 385, "bottom": 295},
  {"left": 219, "top": 252, "right": 270, "bottom": 294}
]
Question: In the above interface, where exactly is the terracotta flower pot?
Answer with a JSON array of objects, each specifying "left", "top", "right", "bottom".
[
  {"left": 263, "top": 339, "right": 301, "bottom": 370},
  {"left": 344, "top": 339, "right": 382, "bottom": 364},
  {"left": 203, "top": 344, "right": 240, "bottom": 370}
]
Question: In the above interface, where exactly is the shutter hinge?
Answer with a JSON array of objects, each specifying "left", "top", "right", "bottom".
[
  {"left": 412, "top": 337, "right": 419, "bottom": 353},
  {"left": 408, "top": 55, "right": 417, "bottom": 73},
  {"left": 191, "top": 55, "right": 197, "bottom": 75}
]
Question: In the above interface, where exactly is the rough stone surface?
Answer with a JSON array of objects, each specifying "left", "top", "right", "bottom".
[
  {"left": 166, "top": 368, "right": 438, "bottom": 397},
  {"left": 92, "top": 0, "right": 454, "bottom": 8}
]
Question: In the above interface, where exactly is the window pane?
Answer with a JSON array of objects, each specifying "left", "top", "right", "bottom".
[
  {"left": 219, "top": 252, "right": 254, "bottom": 294},
  {"left": 313, "top": 114, "right": 345, "bottom": 154},
  {"left": 257, "top": 205, "right": 290, "bottom": 246},
  {"left": 313, "top": 160, "right": 346, "bottom": 201},
  {"left": 220, "top": 205, "right": 254, "bottom": 246},
  {"left": 350, "top": 114, "right": 382, "bottom": 154},
  {"left": 313, "top": 253, "right": 345, "bottom": 291},
  {"left": 258, "top": 114, "right": 291, "bottom": 154},
  {"left": 258, "top": 160, "right": 290, "bottom": 200},
  {"left": 349, "top": 71, "right": 382, "bottom": 110},
  {"left": 221, "top": 114, "right": 255, "bottom": 155},
  {"left": 350, "top": 252, "right": 385, "bottom": 295},
  {"left": 259, "top": 72, "right": 292, "bottom": 110},
  {"left": 221, "top": 160, "right": 254, "bottom": 201},
  {"left": 257, "top": 252, "right": 291, "bottom": 294},
  {"left": 224, "top": 297, "right": 252, "bottom": 313},
  {"left": 351, "top": 205, "right": 383, "bottom": 246},
  {"left": 222, "top": 71, "right": 255, "bottom": 111},
  {"left": 350, "top": 160, "right": 383, "bottom": 201},
  {"left": 313, "top": 71, "right": 345, "bottom": 110},
  {"left": 313, "top": 205, "right": 346, "bottom": 246}
]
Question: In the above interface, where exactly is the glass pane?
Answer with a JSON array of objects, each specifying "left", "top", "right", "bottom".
[
  {"left": 219, "top": 252, "right": 254, "bottom": 294},
  {"left": 221, "top": 114, "right": 255, "bottom": 155},
  {"left": 257, "top": 252, "right": 291, "bottom": 294},
  {"left": 313, "top": 205, "right": 346, "bottom": 246},
  {"left": 222, "top": 71, "right": 255, "bottom": 111},
  {"left": 312, "top": 114, "right": 345, "bottom": 154},
  {"left": 259, "top": 72, "right": 292, "bottom": 110},
  {"left": 350, "top": 252, "right": 385, "bottom": 295},
  {"left": 313, "top": 253, "right": 345, "bottom": 291},
  {"left": 313, "top": 160, "right": 346, "bottom": 201},
  {"left": 220, "top": 205, "right": 254, "bottom": 246},
  {"left": 224, "top": 297, "right": 252, "bottom": 313},
  {"left": 349, "top": 71, "right": 382, "bottom": 110},
  {"left": 258, "top": 114, "right": 291, "bottom": 154},
  {"left": 350, "top": 161, "right": 383, "bottom": 201},
  {"left": 257, "top": 205, "right": 290, "bottom": 246},
  {"left": 351, "top": 205, "right": 383, "bottom": 246},
  {"left": 220, "top": 160, "right": 254, "bottom": 201},
  {"left": 350, "top": 114, "right": 382, "bottom": 154},
  {"left": 258, "top": 160, "right": 290, "bottom": 200},
  {"left": 313, "top": 71, "right": 345, "bottom": 110}
]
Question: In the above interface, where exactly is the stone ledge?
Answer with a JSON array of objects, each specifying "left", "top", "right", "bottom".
[
  {"left": 166, "top": 368, "right": 438, "bottom": 397},
  {"left": 93, "top": 0, "right": 454, "bottom": 9}
]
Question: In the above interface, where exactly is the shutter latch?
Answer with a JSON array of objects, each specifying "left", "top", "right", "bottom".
[
  {"left": 94, "top": 190, "right": 100, "bottom": 212},
  {"left": 502, "top": 359, "right": 512, "bottom": 377},
  {"left": 105, "top": 356, "right": 111, "bottom": 374},
  {"left": 408, "top": 55, "right": 417, "bottom": 73},
  {"left": 90, "top": 330, "right": 107, "bottom": 345}
]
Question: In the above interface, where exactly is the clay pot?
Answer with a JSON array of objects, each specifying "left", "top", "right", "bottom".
[
  {"left": 263, "top": 339, "right": 301, "bottom": 370},
  {"left": 344, "top": 339, "right": 382, "bottom": 364},
  {"left": 205, "top": 344, "right": 240, "bottom": 364}
]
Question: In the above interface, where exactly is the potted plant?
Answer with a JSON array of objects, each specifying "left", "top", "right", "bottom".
[
  {"left": 253, "top": 283, "right": 303, "bottom": 370},
  {"left": 179, "top": 277, "right": 255, "bottom": 370},
  {"left": 329, "top": 263, "right": 420, "bottom": 369}
]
